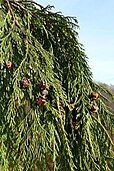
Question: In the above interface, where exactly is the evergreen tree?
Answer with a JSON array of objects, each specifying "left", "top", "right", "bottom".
[{"left": 0, "top": 0, "right": 114, "bottom": 170}]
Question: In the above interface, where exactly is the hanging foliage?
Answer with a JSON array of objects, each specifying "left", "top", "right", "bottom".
[{"left": 0, "top": 0, "right": 114, "bottom": 170}]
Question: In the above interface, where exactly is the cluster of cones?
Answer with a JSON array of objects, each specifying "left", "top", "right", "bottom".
[
  {"left": 36, "top": 82, "right": 49, "bottom": 106},
  {"left": 5, "top": 61, "right": 99, "bottom": 111},
  {"left": 71, "top": 92, "right": 99, "bottom": 131},
  {"left": 5, "top": 61, "right": 49, "bottom": 107},
  {"left": 90, "top": 92, "right": 99, "bottom": 113}
]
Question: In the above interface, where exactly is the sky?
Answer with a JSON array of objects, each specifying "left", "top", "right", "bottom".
[{"left": 37, "top": 0, "right": 114, "bottom": 85}]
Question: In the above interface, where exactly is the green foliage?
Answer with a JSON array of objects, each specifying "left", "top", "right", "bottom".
[{"left": 0, "top": 0, "right": 114, "bottom": 170}]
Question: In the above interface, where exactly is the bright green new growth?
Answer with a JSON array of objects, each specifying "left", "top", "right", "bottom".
[{"left": 0, "top": 0, "right": 114, "bottom": 170}]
